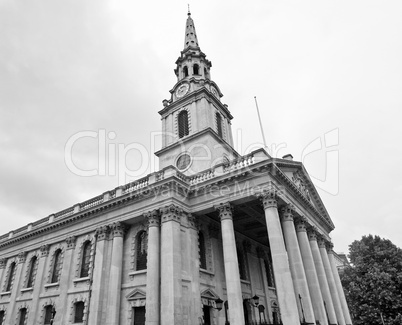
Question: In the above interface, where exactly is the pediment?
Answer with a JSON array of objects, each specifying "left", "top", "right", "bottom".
[
  {"left": 200, "top": 288, "right": 219, "bottom": 300},
  {"left": 126, "top": 288, "right": 146, "bottom": 301},
  {"left": 277, "top": 163, "right": 335, "bottom": 230}
]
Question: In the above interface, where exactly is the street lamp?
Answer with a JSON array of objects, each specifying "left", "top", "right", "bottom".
[
  {"left": 252, "top": 295, "right": 260, "bottom": 307},
  {"left": 215, "top": 298, "right": 224, "bottom": 311}
]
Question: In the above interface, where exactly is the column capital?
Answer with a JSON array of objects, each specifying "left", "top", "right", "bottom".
[
  {"left": 280, "top": 203, "right": 295, "bottom": 222},
  {"left": 187, "top": 213, "right": 199, "bottom": 230},
  {"left": 295, "top": 215, "right": 308, "bottom": 232},
  {"left": 110, "top": 222, "right": 126, "bottom": 238},
  {"left": 66, "top": 235, "right": 77, "bottom": 249},
  {"left": 160, "top": 204, "right": 182, "bottom": 223},
  {"left": 144, "top": 209, "right": 160, "bottom": 227},
  {"left": 95, "top": 225, "right": 110, "bottom": 241},
  {"left": 18, "top": 251, "right": 27, "bottom": 264},
  {"left": 40, "top": 244, "right": 50, "bottom": 257},
  {"left": 214, "top": 202, "right": 233, "bottom": 221},
  {"left": 307, "top": 226, "right": 319, "bottom": 241},
  {"left": 259, "top": 187, "right": 278, "bottom": 209},
  {"left": 0, "top": 258, "right": 7, "bottom": 269}
]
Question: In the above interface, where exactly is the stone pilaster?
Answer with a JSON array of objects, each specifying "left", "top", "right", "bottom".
[
  {"left": 259, "top": 189, "right": 300, "bottom": 325},
  {"left": 0, "top": 258, "right": 6, "bottom": 288},
  {"left": 319, "top": 240, "right": 345, "bottom": 325},
  {"left": 160, "top": 204, "right": 183, "bottom": 325},
  {"left": 145, "top": 210, "right": 161, "bottom": 325},
  {"left": 327, "top": 246, "right": 353, "bottom": 325},
  {"left": 187, "top": 214, "right": 202, "bottom": 324},
  {"left": 106, "top": 222, "right": 126, "bottom": 325},
  {"left": 280, "top": 205, "right": 315, "bottom": 324},
  {"left": 88, "top": 225, "right": 109, "bottom": 325},
  {"left": 295, "top": 218, "right": 328, "bottom": 325},
  {"left": 60, "top": 236, "right": 77, "bottom": 323},
  {"left": 214, "top": 202, "right": 245, "bottom": 325},
  {"left": 308, "top": 229, "right": 337, "bottom": 325},
  {"left": 31, "top": 246, "right": 49, "bottom": 323}
]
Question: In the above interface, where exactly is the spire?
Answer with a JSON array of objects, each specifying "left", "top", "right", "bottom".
[{"left": 184, "top": 10, "right": 199, "bottom": 50}]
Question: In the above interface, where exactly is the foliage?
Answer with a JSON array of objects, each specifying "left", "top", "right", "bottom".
[{"left": 341, "top": 235, "right": 402, "bottom": 325}]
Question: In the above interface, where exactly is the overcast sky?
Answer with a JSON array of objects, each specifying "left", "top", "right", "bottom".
[{"left": 1, "top": 1, "right": 401, "bottom": 254}]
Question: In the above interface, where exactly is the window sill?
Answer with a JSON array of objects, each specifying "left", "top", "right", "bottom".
[
  {"left": 200, "top": 268, "right": 214, "bottom": 276},
  {"left": 0, "top": 291, "right": 11, "bottom": 296},
  {"left": 73, "top": 277, "right": 90, "bottom": 284},
  {"left": 128, "top": 270, "right": 147, "bottom": 277},
  {"left": 240, "top": 279, "right": 251, "bottom": 284},
  {"left": 44, "top": 283, "right": 59, "bottom": 289},
  {"left": 21, "top": 287, "right": 33, "bottom": 293}
]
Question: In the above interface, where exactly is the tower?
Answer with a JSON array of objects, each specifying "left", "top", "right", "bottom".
[{"left": 155, "top": 11, "right": 239, "bottom": 175}]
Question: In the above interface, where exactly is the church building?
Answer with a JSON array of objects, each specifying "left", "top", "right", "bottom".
[{"left": 0, "top": 11, "right": 352, "bottom": 325}]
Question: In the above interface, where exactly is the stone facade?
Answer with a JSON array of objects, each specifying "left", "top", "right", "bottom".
[{"left": 0, "top": 11, "right": 352, "bottom": 325}]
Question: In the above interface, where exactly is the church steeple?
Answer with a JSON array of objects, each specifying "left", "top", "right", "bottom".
[
  {"left": 184, "top": 11, "right": 199, "bottom": 50},
  {"left": 156, "top": 11, "right": 239, "bottom": 175}
]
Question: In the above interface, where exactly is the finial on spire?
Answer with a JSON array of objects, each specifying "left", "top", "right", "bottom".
[{"left": 188, "top": 4, "right": 191, "bottom": 16}]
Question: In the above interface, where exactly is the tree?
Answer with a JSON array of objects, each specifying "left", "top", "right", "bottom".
[{"left": 341, "top": 235, "right": 402, "bottom": 325}]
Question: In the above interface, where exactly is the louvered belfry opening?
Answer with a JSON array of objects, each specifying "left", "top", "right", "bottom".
[
  {"left": 178, "top": 111, "right": 189, "bottom": 138},
  {"left": 216, "top": 113, "right": 223, "bottom": 138}
]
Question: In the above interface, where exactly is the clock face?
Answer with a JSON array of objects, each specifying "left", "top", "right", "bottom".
[
  {"left": 176, "top": 83, "right": 189, "bottom": 98},
  {"left": 211, "top": 86, "right": 219, "bottom": 97}
]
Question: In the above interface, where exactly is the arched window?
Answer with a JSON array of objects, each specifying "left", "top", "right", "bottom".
[
  {"left": 178, "top": 110, "right": 189, "bottom": 138},
  {"left": 183, "top": 66, "right": 189, "bottom": 77},
  {"left": 51, "top": 249, "right": 62, "bottom": 284},
  {"left": 18, "top": 308, "right": 27, "bottom": 325},
  {"left": 80, "top": 241, "right": 91, "bottom": 278},
  {"left": 193, "top": 64, "right": 199, "bottom": 75},
  {"left": 26, "top": 256, "right": 38, "bottom": 288},
  {"left": 198, "top": 232, "right": 207, "bottom": 270},
  {"left": 5, "top": 262, "right": 16, "bottom": 292},
  {"left": 216, "top": 113, "right": 223, "bottom": 138},
  {"left": 237, "top": 248, "right": 247, "bottom": 280},
  {"left": 74, "top": 302, "right": 85, "bottom": 323},
  {"left": 136, "top": 231, "right": 148, "bottom": 271},
  {"left": 44, "top": 305, "right": 54, "bottom": 325}
]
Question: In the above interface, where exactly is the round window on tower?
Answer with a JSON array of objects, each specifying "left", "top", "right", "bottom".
[{"left": 176, "top": 153, "right": 192, "bottom": 171}]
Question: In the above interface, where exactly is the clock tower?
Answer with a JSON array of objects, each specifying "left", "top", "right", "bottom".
[{"left": 155, "top": 11, "right": 239, "bottom": 175}]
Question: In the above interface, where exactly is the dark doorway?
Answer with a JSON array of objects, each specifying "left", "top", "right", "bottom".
[
  {"left": 132, "top": 306, "right": 145, "bottom": 325},
  {"left": 203, "top": 305, "right": 211, "bottom": 325}
]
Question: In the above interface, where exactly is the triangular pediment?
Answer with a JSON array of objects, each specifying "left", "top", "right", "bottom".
[
  {"left": 126, "top": 288, "right": 146, "bottom": 301},
  {"left": 276, "top": 161, "right": 335, "bottom": 230},
  {"left": 200, "top": 288, "right": 219, "bottom": 300}
]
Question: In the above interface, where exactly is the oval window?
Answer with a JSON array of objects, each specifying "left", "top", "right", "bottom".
[{"left": 176, "top": 154, "right": 191, "bottom": 171}]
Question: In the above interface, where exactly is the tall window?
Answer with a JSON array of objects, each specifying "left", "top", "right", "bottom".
[
  {"left": 183, "top": 66, "right": 189, "bottom": 77},
  {"left": 136, "top": 231, "right": 148, "bottom": 271},
  {"left": 5, "top": 262, "right": 16, "bottom": 292},
  {"left": 0, "top": 310, "right": 5, "bottom": 325},
  {"left": 74, "top": 302, "right": 85, "bottom": 323},
  {"left": 80, "top": 241, "right": 91, "bottom": 278},
  {"left": 18, "top": 308, "right": 27, "bottom": 325},
  {"left": 237, "top": 248, "right": 247, "bottom": 280},
  {"left": 193, "top": 64, "right": 199, "bottom": 75},
  {"left": 198, "top": 232, "right": 207, "bottom": 270},
  {"left": 26, "top": 256, "right": 38, "bottom": 288},
  {"left": 44, "top": 305, "right": 53, "bottom": 325},
  {"left": 216, "top": 113, "right": 223, "bottom": 138},
  {"left": 132, "top": 306, "right": 146, "bottom": 325},
  {"left": 178, "top": 111, "right": 189, "bottom": 138},
  {"left": 264, "top": 259, "right": 275, "bottom": 288},
  {"left": 51, "top": 249, "right": 62, "bottom": 283}
]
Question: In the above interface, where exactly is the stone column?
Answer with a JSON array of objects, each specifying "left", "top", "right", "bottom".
[
  {"left": 308, "top": 229, "right": 337, "bottom": 325},
  {"left": 188, "top": 214, "right": 202, "bottom": 324},
  {"left": 327, "top": 246, "right": 353, "bottom": 325},
  {"left": 260, "top": 189, "right": 300, "bottom": 325},
  {"left": 106, "top": 222, "right": 126, "bottom": 325},
  {"left": 60, "top": 236, "right": 77, "bottom": 323},
  {"left": 145, "top": 210, "right": 161, "bottom": 325},
  {"left": 31, "top": 245, "right": 50, "bottom": 323},
  {"left": 319, "top": 240, "right": 345, "bottom": 325},
  {"left": 160, "top": 205, "right": 183, "bottom": 325},
  {"left": 214, "top": 202, "right": 245, "bottom": 325},
  {"left": 5, "top": 252, "right": 26, "bottom": 324},
  {"left": 280, "top": 205, "right": 315, "bottom": 324},
  {"left": 88, "top": 226, "right": 109, "bottom": 325},
  {"left": 295, "top": 218, "right": 328, "bottom": 325}
]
